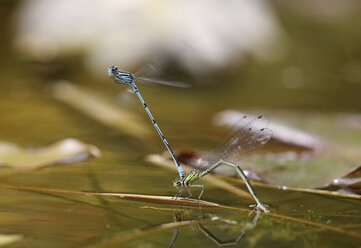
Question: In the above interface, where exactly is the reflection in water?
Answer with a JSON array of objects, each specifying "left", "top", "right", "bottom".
[
  {"left": 168, "top": 224, "right": 179, "bottom": 248},
  {"left": 168, "top": 209, "right": 260, "bottom": 247}
]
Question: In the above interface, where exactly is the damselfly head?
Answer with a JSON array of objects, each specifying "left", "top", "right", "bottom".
[{"left": 108, "top": 65, "right": 118, "bottom": 76}]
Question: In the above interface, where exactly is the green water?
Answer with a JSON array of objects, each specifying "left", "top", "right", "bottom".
[{"left": 1, "top": 1, "right": 361, "bottom": 247}]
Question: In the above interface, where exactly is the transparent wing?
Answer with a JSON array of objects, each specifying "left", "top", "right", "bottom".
[
  {"left": 134, "top": 61, "right": 190, "bottom": 88},
  {"left": 134, "top": 76, "right": 190, "bottom": 88},
  {"left": 115, "top": 88, "right": 136, "bottom": 106},
  {"left": 197, "top": 115, "right": 273, "bottom": 170},
  {"left": 134, "top": 62, "right": 161, "bottom": 77}
]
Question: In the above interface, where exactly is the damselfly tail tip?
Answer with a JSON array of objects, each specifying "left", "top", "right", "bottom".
[{"left": 173, "top": 179, "right": 181, "bottom": 187}]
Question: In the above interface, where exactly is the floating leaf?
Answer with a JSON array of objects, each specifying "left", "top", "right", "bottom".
[
  {"left": 323, "top": 165, "right": 361, "bottom": 194},
  {"left": 331, "top": 165, "right": 361, "bottom": 188},
  {"left": 0, "top": 138, "right": 100, "bottom": 170}
]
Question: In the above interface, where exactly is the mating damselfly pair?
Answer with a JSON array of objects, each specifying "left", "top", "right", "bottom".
[{"left": 108, "top": 65, "right": 272, "bottom": 213}]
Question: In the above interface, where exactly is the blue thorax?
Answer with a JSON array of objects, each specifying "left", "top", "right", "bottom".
[{"left": 108, "top": 66, "right": 134, "bottom": 85}]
